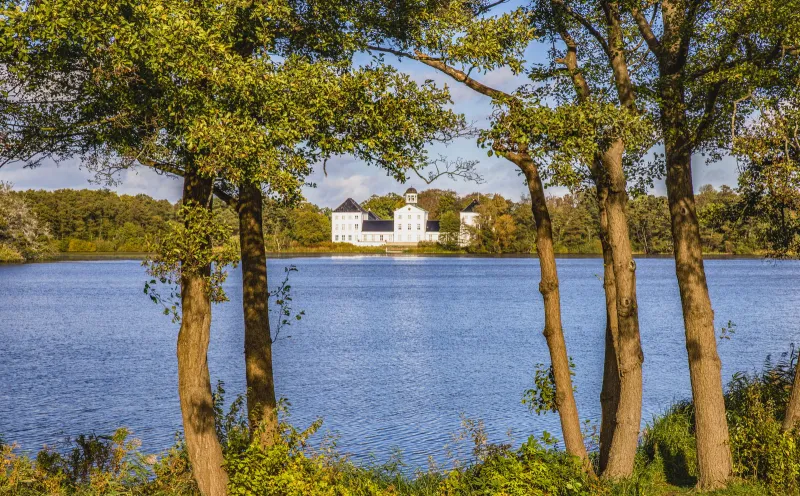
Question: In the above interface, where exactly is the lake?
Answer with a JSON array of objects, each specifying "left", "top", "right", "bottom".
[{"left": 1, "top": 256, "right": 799, "bottom": 468}]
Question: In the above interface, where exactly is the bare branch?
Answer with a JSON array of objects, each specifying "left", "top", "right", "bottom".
[{"left": 411, "top": 155, "right": 485, "bottom": 185}]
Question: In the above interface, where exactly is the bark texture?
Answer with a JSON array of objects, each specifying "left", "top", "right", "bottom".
[
  {"left": 512, "top": 152, "right": 590, "bottom": 471},
  {"left": 598, "top": 142, "right": 644, "bottom": 479},
  {"left": 783, "top": 355, "right": 800, "bottom": 432},
  {"left": 597, "top": 185, "right": 621, "bottom": 474},
  {"left": 237, "top": 183, "right": 278, "bottom": 443},
  {"left": 661, "top": 75, "right": 732, "bottom": 488},
  {"left": 178, "top": 172, "right": 229, "bottom": 496},
  {"left": 556, "top": 15, "right": 644, "bottom": 475},
  {"left": 628, "top": 0, "right": 733, "bottom": 485}
]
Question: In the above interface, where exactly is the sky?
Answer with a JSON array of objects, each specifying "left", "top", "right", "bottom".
[{"left": 0, "top": 39, "right": 742, "bottom": 210}]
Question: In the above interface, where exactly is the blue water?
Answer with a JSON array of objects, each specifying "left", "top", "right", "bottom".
[{"left": 1, "top": 256, "right": 799, "bottom": 468}]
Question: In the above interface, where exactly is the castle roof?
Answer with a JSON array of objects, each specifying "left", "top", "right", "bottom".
[
  {"left": 461, "top": 199, "right": 480, "bottom": 213},
  {"left": 361, "top": 220, "right": 394, "bottom": 232},
  {"left": 333, "top": 198, "right": 366, "bottom": 213},
  {"left": 404, "top": 187, "right": 418, "bottom": 195}
]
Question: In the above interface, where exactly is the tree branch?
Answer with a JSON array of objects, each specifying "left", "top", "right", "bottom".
[
  {"left": 551, "top": 0, "right": 611, "bottom": 59},
  {"left": 366, "top": 45, "right": 513, "bottom": 100},
  {"left": 630, "top": 4, "right": 662, "bottom": 58},
  {"left": 411, "top": 156, "right": 484, "bottom": 185}
]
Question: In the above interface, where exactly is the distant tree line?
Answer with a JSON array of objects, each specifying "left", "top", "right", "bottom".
[{"left": 0, "top": 183, "right": 788, "bottom": 260}]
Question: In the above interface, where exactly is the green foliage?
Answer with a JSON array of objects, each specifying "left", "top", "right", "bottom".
[
  {"left": 522, "top": 358, "right": 577, "bottom": 416},
  {"left": 14, "top": 184, "right": 787, "bottom": 257},
  {"left": 439, "top": 434, "right": 592, "bottom": 496},
  {"left": 290, "top": 206, "right": 331, "bottom": 246},
  {"left": 640, "top": 403, "right": 698, "bottom": 487},
  {"left": 143, "top": 203, "right": 240, "bottom": 321},
  {"left": 0, "top": 182, "right": 52, "bottom": 261},
  {"left": 270, "top": 265, "right": 305, "bottom": 342},
  {"left": 362, "top": 193, "right": 406, "bottom": 220},
  {"left": 635, "top": 349, "right": 800, "bottom": 495},
  {"left": 0, "top": 428, "right": 164, "bottom": 495},
  {"left": 438, "top": 211, "right": 461, "bottom": 250}
]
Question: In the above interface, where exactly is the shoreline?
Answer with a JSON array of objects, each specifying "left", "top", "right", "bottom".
[{"left": 2, "top": 251, "right": 777, "bottom": 263}]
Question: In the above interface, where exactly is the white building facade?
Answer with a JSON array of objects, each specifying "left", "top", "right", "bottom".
[{"left": 331, "top": 188, "right": 479, "bottom": 247}]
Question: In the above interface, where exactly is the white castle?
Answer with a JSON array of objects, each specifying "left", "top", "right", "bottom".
[{"left": 331, "top": 188, "right": 479, "bottom": 246}]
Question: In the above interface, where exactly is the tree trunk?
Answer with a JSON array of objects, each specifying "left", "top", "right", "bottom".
[
  {"left": 783, "top": 353, "right": 800, "bottom": 432},
  {"left": 598, "top": 141, "right": 644, "bottom": 479},
  {"left": 178, "top": 171, "right": 229, "bottom": 496},
  {"left": 512, "top": 152, "right": 591, "bottom": 472},
  {"left": 597, "top": 183, "right": 621, "bottom": 474},
  {"left": 237, "top": 183, "right": 278, "bottom": 444},
  {"left": 660, "top": 75, "right": 732, "bottom": 489}
]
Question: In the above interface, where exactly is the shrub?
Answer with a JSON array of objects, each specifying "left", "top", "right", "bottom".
[
  {"left": 66, "top": 239, "right": 97, "bottom": 252},
  {"left": 639, "top": 402, "right": 697, "bottom": 487},
  {"left": 0, "top": 244, "right": 24, "bottom": 263}
]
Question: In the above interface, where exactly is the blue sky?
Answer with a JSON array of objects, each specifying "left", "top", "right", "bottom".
[{"left": 0, "top": 36, "right": 741, "bottom": 209}]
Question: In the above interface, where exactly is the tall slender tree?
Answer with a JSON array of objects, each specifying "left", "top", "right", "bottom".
[
  {"left": 364, "top": 4, "right": 594, "bottom": 469},
  {"left": 625, "top": 0, "right": 800, "bottom": 486}
]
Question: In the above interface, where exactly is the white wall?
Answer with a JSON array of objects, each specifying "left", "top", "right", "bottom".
[
  {"left": 331, "top": 212, "right": 363, "bottom": 243},
  {"left": 393, "top": 204, "right": 427, "bottom": 243}
]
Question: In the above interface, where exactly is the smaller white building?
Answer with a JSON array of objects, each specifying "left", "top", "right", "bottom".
[{"left": 330, "top": 188, "right": 480, "bottom": 247}]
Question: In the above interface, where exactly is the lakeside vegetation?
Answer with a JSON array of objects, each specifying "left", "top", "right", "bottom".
[
  {"left": 0, "top": 184, "right": 788, "bottom": 263},
  {"left": 3, "top": 351, "right": 799, "bottom": 495},
  {"left": 3, "top": 0, "right": 800, "bottom": 493}
]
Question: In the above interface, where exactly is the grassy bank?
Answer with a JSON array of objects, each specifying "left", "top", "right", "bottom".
[{"left": 3, "top": 353, "right": 799, "bottom": 495}]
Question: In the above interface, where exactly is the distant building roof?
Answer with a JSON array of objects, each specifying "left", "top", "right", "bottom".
[
  {"left": 461, "top": 199, "right": 480, "bottom": 213},
  {"left": 361, "top": 220, "right": 394, "bottom": 232},
  {"left": 366, "top": 210, "right": 380, "bottom": 220},
  {"left": 426, "top": 220, "right": 440, "bottom": 232},
  {"left": 333, "top": 198, "right": 367, "bottom": 213},
  {"left": 404, "top": 187, "right": 418, "bottom": 195}
]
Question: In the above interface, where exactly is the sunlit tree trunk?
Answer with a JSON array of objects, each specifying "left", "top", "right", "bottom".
[
  {"left": 598, "top": 141, "right": 644, "bottom": 479},
  {"left": 597, "top": 184, "right": 621, "bottom": 473},
  {"left": 783, "top": 354, "right": 800, "bottom": 432},
  {"left": 237, "top": 183, "right": 278, "bottom": 444},
  {"left": 178, "top": 171, "right": 229, "bottom": 496},
  {"left": 557, "top": 17, "right": 644, "bottom": 475},
  {"left": 660, "top": 73, "right": 732, "bottom": 488},
  {"left": 511, "top": 152, "right": 592, "bottom": 473}
]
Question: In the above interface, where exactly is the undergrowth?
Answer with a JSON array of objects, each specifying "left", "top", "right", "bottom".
[{"left": 2, "top": 350, "right": 799, "bottom": 495}]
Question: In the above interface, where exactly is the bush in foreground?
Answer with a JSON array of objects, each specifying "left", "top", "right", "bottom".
[{"left": 3, "top": 353, "right": 799, "bottom": 495}]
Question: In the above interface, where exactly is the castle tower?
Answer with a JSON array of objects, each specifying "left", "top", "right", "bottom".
[{"left": 404, "top": 187, "right": 418, "bottom": 205}]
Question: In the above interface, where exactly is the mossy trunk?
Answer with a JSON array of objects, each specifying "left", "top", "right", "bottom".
[
  {"left": 237, "top": 183, "right": 278, "bottom": 444},
  {"left": 178, "top": 171, "right": 229, "bottom": 496},
  {"left": 512, "top": 152, "right": 591, "bottom": 473}
]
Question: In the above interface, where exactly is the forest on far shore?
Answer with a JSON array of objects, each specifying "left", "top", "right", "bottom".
[{"left": 0, "top": 182, "right": 793, "bottom": 261}]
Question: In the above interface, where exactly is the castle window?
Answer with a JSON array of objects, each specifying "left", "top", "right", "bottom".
[
  {"left": 399, "top": 224, "right": 402, "bottom": 230},
  {"left": 348, "top": 235, "right": 352, "bottom": 241},
  {"left": 335, "top": 235, "right": 339, "bottom": 241},
  {"left": 417, "top": 224, "right": 420, "bottom": 230},
  {"left": 407, "top": 224, "right": 411, "bottom": 230},
  {"left": 355, "top": 224, "right": 358, "bottom": 230},
  {"left": 379, "top": 235, "right": 384, "bottom": 241}
]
